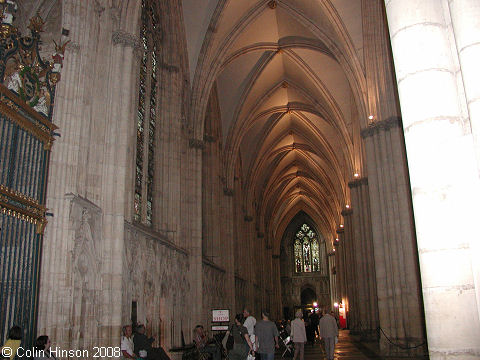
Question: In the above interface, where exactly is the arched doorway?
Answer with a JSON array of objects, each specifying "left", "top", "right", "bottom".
[{"left": 301, "top": 287, "right": 317, "bottom": 307}]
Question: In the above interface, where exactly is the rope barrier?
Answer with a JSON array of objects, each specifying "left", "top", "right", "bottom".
[{"left": 378, "top": 327, "right": 426, "bottom": 350}]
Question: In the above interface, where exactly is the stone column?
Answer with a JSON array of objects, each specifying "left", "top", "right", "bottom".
[
  {"left": 348, "top": 178, "right": 379, "bottom": 339},
  {"left": 362, "top": 118, "right": 426, "bottom": 356},
  {"left": 340, "top": 213, "right": 360, "bottom": 332},
  {"left": 448, "top": 0, "right": 480, "bottom": 318},
  {"left": 335, "top": 230, "right": 347, "bottom": 318},
  {"left": 184, "top": 141, "right": 204, "bottom": 330},
  {"left": 385, "top": 0, "right": 480, "bottom": 357},
  {"left": 222, "top": 189, "right": 236, "bottom": 316},
  {"left": 327, "top": 252, "right": 337, "bottom": 311},
  {"left": 38, "top": 0, "right": 137, "bottom": 350}
]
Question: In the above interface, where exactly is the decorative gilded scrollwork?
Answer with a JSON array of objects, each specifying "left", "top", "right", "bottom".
[{"left": 0, "top": 4, "right": 65, "bottom": 120}]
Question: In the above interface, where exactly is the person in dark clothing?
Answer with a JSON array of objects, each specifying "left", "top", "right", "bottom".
[
  {"left": 305, "top": 314, "right": 315, "bottom": 347},
  {"left": 134, "top": 324, "right": 170, "bottom": 360},
  {"left": 309, "top": 310, "right": 319, "bottom": 339}
]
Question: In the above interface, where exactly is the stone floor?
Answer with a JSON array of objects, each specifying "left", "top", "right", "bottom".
[{"left": 278, "top": 330, "right": 427, "bottom": 360}]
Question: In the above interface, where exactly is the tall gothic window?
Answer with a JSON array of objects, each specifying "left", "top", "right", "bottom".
[
  {"left": 294, "top": 223, "right": 321, "bottom": 273},
  {"left": 134, "top": 0, "right": 158, "bottom": 225}
]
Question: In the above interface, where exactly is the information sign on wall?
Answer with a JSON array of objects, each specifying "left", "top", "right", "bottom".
[{"left": 212, "top": 309, "right": 229, "bottom": 322}]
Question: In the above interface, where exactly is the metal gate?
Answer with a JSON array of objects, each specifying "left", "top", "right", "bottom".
[{"left": 0, "top": 12, "right": 60, "bottom": 347}]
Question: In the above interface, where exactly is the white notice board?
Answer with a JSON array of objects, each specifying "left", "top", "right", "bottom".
[{"left": 212, "top": 309, "right": 229, "bottom": 322}]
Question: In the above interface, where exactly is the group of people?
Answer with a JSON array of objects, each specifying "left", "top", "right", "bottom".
[
  {"left": 289, "top": 310, "right": 338, "bottom": 360},
  {"left": 194, "top": 308, "right": 280, "bottom": 360},
  {"left": 121, "top": 324, "right": 170, "bottom": 360},
  {"left": 0, "top": 326, "right": 56, "bottom": 360},
  {"left": 195, "top": 307, "right": 338, "bottom": 360}
]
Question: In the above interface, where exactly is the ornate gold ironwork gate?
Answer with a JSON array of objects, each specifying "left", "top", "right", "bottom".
[{"left": 0, "top": 11, "right": 62, "bottom": 346}]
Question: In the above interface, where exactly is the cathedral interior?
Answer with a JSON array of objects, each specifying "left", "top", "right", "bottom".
[{"left": 0, "top": 0, "right": 479, "bottom": 359}]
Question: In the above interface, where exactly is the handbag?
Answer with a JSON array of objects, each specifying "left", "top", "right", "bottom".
[{"left": 222, "top": 326, "right": 234, "bottom": 351}]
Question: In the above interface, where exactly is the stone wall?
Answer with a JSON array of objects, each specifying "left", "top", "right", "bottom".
[
  {"left": 123, "top": 223, "right": 190, "bottom": 349},
  {"left": 202, "top": 261, "right": 227, "bottom": 324}
]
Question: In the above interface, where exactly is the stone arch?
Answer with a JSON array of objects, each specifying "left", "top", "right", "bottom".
[{"left": 300, "top": 286, "right": 317, "bottom": 306}]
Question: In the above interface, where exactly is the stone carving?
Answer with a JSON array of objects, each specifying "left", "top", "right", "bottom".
[
  {"left": 93, "top": 0, "right": 106, "bottom": 17},
  {"left": 1, "top": 0, "right": 17, "bottom": 25},
  {"left": 69, "top": 195, "right": 101, "bottom": 287},
  {"left": 112, "top": 30, "right": 142, "bottom": 53},
  {"left": 189, "top": 138, "right": 205, "bottom": 149},
  {"left": 360, "top": 116, "right": 402, "bottom": 138},
  {"left": 235, "top": 277, "right": 247, "bottom": 312},
  {"left": 67, "top": 194, "right": 102, "bottom": 352},
  {"left": 123, "top": 224, "right": 189, "bottom": 347},
  {"left": 223, "top": 188, "right": 234, "bottom": 196},
  {"left": 203, "top": 264, "right": 226, "bottom": 312}
]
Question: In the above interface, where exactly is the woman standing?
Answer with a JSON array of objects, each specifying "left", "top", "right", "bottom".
[
  {"left": 290, "top": 311, "right": 307, "bottom": 360},
  {"left": 225, "top": 314, "right": 255, "bottom": 360}
]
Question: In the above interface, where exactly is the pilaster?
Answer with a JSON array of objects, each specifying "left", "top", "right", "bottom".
[
  {"left": 362, "top": 118, "right": 426, "bottom": 355},
  {"left": 348, "top": 178, "right": 379, "bottom": 339}
]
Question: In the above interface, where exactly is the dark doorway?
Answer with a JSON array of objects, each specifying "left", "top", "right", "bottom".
[{"left": 301, "top": 287, "right": 316, "bottom": 306}]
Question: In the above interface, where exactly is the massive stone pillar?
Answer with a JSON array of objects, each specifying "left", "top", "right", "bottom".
[
  {"left": 385, "top": 0, "right": 480, "bottom": 358},
  {"left": 348, "top": 179, "right": 379, "bottom": 339},
  {"left": 362, "top": 119, "right": 426, "bottom": 356},
  {"left": 39, "top": 0, "right": 138, "bottom": 349},
  {"left": 447, "top": 1, "right": 480, "bottom": 319}
]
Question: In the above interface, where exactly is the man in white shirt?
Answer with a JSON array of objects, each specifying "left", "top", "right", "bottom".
[
  {"left": 243, "top": 308, "right": 257, "bottom": 356},
  {"left": 121, "top": 325, "right": 137, "bottom": 359},
  {"left": 319, "top": 311, "right": 338, "bottom": 360}
]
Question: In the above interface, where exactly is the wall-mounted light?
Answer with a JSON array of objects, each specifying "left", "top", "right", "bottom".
[
  {"left": 334, "top": 302, "right": 339, "bottom": 308},
  {"left": 313, "top": 302, "right": 318, "bottom": 308},
  {"left": 345, "top": 204, "right": 350, "bottom": 209},
  {"left": 368, "top": 115, "right": 374, "bottom": 120},
  {"left": 354, "top": 173, "right": 359, "bottom": 178},
  {"left": 340, "top": 224, "right": 344, "bottom": 228}
]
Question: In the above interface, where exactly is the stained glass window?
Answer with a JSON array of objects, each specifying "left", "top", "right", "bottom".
[
  {"left": 294, "top": 239, "right": 303, "bottom": 272},
  {"left": 134, "top": 0, "right": 158, "bottom": 225},
  {"left": 294, "top": 223, "right": 321, "bottom": 273}
]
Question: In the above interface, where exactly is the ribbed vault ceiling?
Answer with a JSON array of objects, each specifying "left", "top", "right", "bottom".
[{"left": 183, "top": 0, "right": 369, "bottom": 253}]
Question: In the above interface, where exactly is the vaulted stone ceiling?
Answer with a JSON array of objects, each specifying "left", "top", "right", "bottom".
[{"left": 183, "top": 0, "right": 370, "bottom": 252}]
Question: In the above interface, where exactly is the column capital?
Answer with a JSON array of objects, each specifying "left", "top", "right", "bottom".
[
  {"left": 112, "top": 30, "right": 142, "bottom": 52},
  {"left": 348, "top": 177, "right": 368, "bottom": 188},
  {"left": 203, "top": 134, "right": 217, "bottom": 143},
  {"left": 189, "top": 138, "right": 205, "bottom": 149},
  {"left": 361, "top": 116, "right": 402, "bottom": 138},
  {"left": 341, "top": 209, "right": 353, "bottom": 216}
]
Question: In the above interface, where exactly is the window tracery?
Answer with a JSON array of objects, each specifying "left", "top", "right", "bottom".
[{"left": 134, "top": 0, "right": 158, "bottom": 225}]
